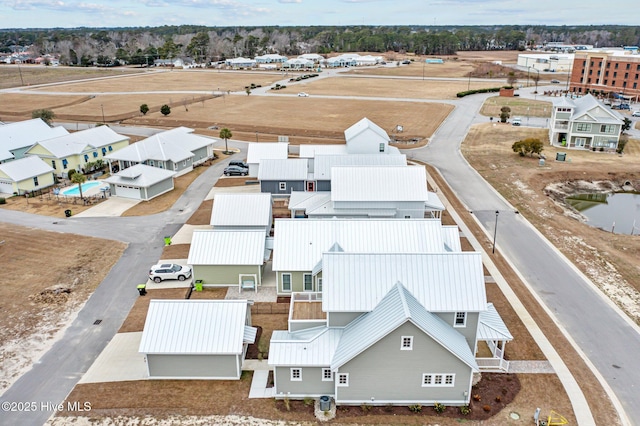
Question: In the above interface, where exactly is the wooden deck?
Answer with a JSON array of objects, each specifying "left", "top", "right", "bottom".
[{"left": 291, "top": 300, "right": 326, "bottom": 320}]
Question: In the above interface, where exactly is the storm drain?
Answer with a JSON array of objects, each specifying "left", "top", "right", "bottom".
[{"left": 93, "top": 319, "right": 103, "bottom": 325}]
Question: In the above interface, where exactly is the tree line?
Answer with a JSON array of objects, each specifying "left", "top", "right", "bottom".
[{"left": 1, "top": 25, "right": 638, "bottom": 66}]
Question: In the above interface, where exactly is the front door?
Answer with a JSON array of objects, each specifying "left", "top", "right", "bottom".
[{"left": 306, "top": 181, "right": 315, "bottom": 192}]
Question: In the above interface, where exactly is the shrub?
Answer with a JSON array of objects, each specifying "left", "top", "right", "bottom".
[
  {"left": 408, "top": 404, "right": 422, "bottom": 413},
  {"left": 160, "top": 104, "right": 171, "bottom": 116},
  {"left": 139, "top": 104, "right": 149, "bottom": 115},
  {"left": 433, "top": 402, "right": 446, "bottom": 413},
  {"left": 472, "top": 394, "right": 481, "bottom": 401},
  {"left": 304, "top": 397, "right": 314, "bottom": 407},
  {"left": 0, "top": 197, "right": 5, "bottom": 204},
  {"left": 360, "top": 403, "right": 371, "bottom": 412},
  {"left": 512, "top": 138, "right": 544, "bottom": 157},
  {"left": 495, "top": 395, "right": 502, "bottom": 402},
  {"left": 617, "top": 139, "right": 627, "bottom": 154},
  {"left": 67, "top": 169, "right": 76, "bottom": 180},
  {"left": 456, "top": 87, "right": 502, "bottom": 98},
  {"left": 460, "top": 405, "right": 471, "bottom": 415},
  {"left": 483, "top": 404, "right": 492, "bottom": 412},
  {"left": 599, "top": 147, "right": 604, "bottom": 152},
  {"left": 283, "top": 396, "right": 291, "bottom": 411}
]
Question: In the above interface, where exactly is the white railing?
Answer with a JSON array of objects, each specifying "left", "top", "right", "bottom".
[
  {"left": 476, "top": 357, "right": 510, "bottom": 372},
  {"left": 554, "top": 123, "right": 569, "bottom": 130},
  {"left": 292, "top": 292, "right": 322, "bottom": 301}
]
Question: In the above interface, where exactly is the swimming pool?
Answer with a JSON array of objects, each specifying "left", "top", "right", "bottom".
[{"left": 61, "top": 180, "right": 104, "bottom": 196}]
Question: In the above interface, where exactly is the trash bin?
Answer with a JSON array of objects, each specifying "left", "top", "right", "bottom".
[
  {"left": 163, "top": 236, "right": 172, "bottom": 246},
  {"left": 319, "top": 395, "right": 331, "bottom": 411},
  {"left": 137, "top": 283, "right": 147, "bottom": 296},
  {"left": 194, "top": 280, "right": 203, "bottom": 292},
  {"left": 64, "top": 209, "right": 72, "bottom": 217},
  {"left": 555, "top": 152, "right": 566, "bottom": 162},
  {"left": 539, "top": 158, "right": 545, "bottom": 167}
]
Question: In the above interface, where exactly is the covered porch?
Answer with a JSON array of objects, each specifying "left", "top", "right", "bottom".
[{"left": 475, "top": 303, "right": 513, "bottom": 372}]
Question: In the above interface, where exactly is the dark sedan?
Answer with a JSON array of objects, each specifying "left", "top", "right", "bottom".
[{"left": 224, "top": 165, "right": 249, "bottom": 176}]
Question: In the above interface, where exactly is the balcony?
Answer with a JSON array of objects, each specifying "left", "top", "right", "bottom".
[{"left": 288, "top": 292, "right": 326, "bottom": 332}]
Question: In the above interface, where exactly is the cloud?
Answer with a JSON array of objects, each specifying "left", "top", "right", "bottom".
[{"left": 279, "top": 0, "right": 302, "bottom": 3}]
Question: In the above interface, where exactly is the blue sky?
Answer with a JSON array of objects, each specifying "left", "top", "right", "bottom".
[{"left": 0, "top": 0, "right": 634, "bottom": 29}]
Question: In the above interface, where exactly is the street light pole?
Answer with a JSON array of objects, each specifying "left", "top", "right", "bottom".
[
  {"left": 101, "top": 104, "right": 105, "bottom": 124},
  {"left": 492, "top": 210, "right": 499, "bottom": 254}
]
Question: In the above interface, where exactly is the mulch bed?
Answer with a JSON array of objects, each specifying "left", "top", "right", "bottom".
[
  {"left": 275, "top": 373, "right": 520, "bottom": 421},
  {"left": 245, "top": 326, "right": 263, "bottom": 359}
]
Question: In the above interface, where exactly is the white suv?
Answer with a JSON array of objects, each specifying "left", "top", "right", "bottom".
[
  {"left": 149, "top": 263, "right": 192, "bottom": 283},
  {"left": 632, "top": 111, "right": 640, "bottom": 117}
]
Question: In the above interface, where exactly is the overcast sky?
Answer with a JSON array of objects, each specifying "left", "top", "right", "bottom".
[{"left": 0, "top": 0, "right": 634, "bottom": 29}]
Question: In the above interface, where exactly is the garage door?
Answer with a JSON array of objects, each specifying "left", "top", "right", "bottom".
[
  {"left": 0, "top": 179, "right": 14, "bottom": 194},
  {"left": 115, "top": 185, "right": 141, "bottom": 199}
]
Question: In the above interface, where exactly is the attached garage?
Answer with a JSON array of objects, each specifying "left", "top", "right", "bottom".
[
  {"left": 0, "top": 156, "right": 55, "bottom": 196},
  {"left": 139, "top": 299, "right": 257, "bottom": 380},
  {"left": 105, "top": 164, "right": 176, "bottom": 201},
  {"left": 0, "top": 178, "right": 14, "bottom": 194}
]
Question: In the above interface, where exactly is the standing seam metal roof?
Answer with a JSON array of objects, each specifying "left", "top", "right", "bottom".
[
  {"left": 246, "top": 142, "right": 288, "bottom": 164},
  {"left": 331, "top": 283, "right": 478, "bottom": 371},
  {"left": 139, "top": 300, "right": 255, "bottom": 354},
  {"left": 210, "top": 193, "right": 272, "bottom": 227},
  {"left": 0, "top": 155, "right": 54, "bottom": 181},
  {"left": 257, "top": 158, "right": 308, "bottom": 181},
  {"left": 313, "top": 154, "right": 407, "bottom": 180},
  {"left": 331, "top": 166, "right": 428, "bottom": 202},
  {"left": 321, "top": 252, "right": 486, "bottom": 312},
  {"left": 187, "top": 229, "right": 266, "bottom": 265}
]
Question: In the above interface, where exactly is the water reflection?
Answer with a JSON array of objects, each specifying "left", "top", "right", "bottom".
[{"left": 566, "top": 192, "right": 640, "bottom": 235}]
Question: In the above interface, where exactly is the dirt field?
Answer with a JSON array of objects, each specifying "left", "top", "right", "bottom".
[
  {"left": 283, "top": 75, "right": 501, "bottom": 99},
  {"left": 0, "top": 65, "right": 144, "bottom": 90},
  {"left": 346, "top": 60, "right": 475, "bottom": 78},
  {"left": 461, "top": 123, "right": 640, "bottom": 325},
  {"left": 0, "top": 93, "right": 92, "bottom": 115},
  {"left": 0, "top": 223, "right": 125, "bottom": 393},
  {"left": 480, "top": 96, "right": 554, "bottom": 118}
]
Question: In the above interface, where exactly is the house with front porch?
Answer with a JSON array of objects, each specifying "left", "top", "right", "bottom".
[
  {"left": 105, "top": 127, "right": 213, "bottom": 177},
  {"left": 24, "top": 125, "right": 129, "bottom": 178},
  {"left": 548, "top": 94, "right": 624, "bottom": 151},
  {"left": 269, "top": 252, "right": 512, "bottom": 406}
]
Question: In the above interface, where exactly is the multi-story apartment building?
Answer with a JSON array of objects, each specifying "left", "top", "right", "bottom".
[{"left": 569, "top": 50, "right": 640, "bottom": 101}]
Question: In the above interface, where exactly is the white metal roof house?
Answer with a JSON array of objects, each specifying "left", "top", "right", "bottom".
[
  {"left": 0, "top": 118, "right": 68, "bottom": 163},
  {"left": 258, "top": 158, "right": 309, "bottom": 195},
  {"left": 288, "top": 165, "right": 443, "bottom": 219},
  {"left": 24, "top": 125, "right": 129, "bottom": 178},
  {"left": 187, "top": 229, "right": 269, "bottom": 290},
  {"left": 272, "top": 218, "right": 460, "bottom": 295},
  {"left": 312, "top": 154, "right": 407, "bottom": 191},
  {"left": 139, "top": 299, "right": 257, "bottom": 379},
  {"left": 298, "top": 53, "right": 325, "bottom": 63},
  {"left": 255, "top": 54, "right": 288, "bottom": 63},
  {"left": 105, "top": 127, "right": 213, "bottom": 177},
  {"left": 210, "top": 192, "right": 273, "bottom": 235},
  {"left": 548, "top": 94, "right": 624, "bottom": 151},
  {"left": 344, "top": 117, "right": 399, "bottom": 155},
  {"left": 283, "top": 58, "right": 315, "bottom": 69},
  {"left": 104, "top": 163, "right": 176, "bottom": 200},
  {"left": 225, "top": 57, "right": 256, "bottom": 68},
  {"left": 246, "top": 142, "right": 289, "bottom": 177},
  {"left": 0, "top": 155, "right": 55, "bottom": 195}
]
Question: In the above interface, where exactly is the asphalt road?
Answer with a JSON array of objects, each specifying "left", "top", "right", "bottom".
[
  {"left": 414, "top": 89, "right": 640, "bottom": 425},
  {"left": 0, "top": 145, "right": 246, "bottom": 426}
]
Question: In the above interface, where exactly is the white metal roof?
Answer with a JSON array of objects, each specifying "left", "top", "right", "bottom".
[
  {"left": 288, "top": 191, "right": 332, "bottom": 211},
  {"left": 33, "top": 125, "right": 128, "bottom": 158},
  {"left": 298, "top": 144, "right": 348, "bottom": 158},
  {"left": 313, "top": 154, "right": 407, "bottom": 180},
  {"left": 268, "top": 327, "right": 343, "bottom": 366},
  {"left": 139, "top": 299, "right": 255, "bottom": 355},
  {"left": 426, "top": 191, "right": 445, "bottom": 211},
  {"left": 257, "top": 158, "right": 308, "bottom": 181},
  {"left": 188, "top": 229, "right": 267, "bottom": 265},
  {"left": 104, "top": 164, "right": 176, "bottom": 188},
  {"left": 246, "top": 142, "right": 288, "bottom": 164},
  {"left": 321, "top": 252, "right": 487, "bottom": 313},
  {"left": 331, "top": 166, "right": 428, "bottom": 202},
  {"left": 0, "top": 118, "right": 68, "bottom": 154},
  {"left": 572, "top": 94, "right": 623, "bottom": 124},
  {"left": 331, "top": 282, "right": 478, "bottom": 371},
  {"left": 343, "top": 117, "right": 389, "bottom": 144},
  {"left": 477, "top": 303, "right": 513, "bottom": 341},
  {"left": 211, "top": 192, "right": 272, "bottom": 227},
  {"left": 104, "top": 128, "right": 195, "bottom": 163},
  {"left": 441, "top": 226, "right": 462, "bottom": 252},
  {"left": 272, "top": 218, "right": 448, "bottom": 271},
  {"left": 0, "top": 155, "right": 53, "bottom": 181}
]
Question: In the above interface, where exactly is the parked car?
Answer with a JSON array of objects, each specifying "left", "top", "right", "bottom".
[
  {"left": 149, "top": 263, "right": 192, "bottom": 283},
  {"left": 612, "top": 103, "right": 630, "bottom": 110},
  {"left": 228, "top": 161, "right": 248, "bottom": 169},
  {"left": 550, "top": 79, "right": 561, "bottom": 84},
  {"left": 632, "top": 111, "right": 640, "bottom": 117},
  {"left": 297, "top": 92, "right": 309, "bottom": 97},
  {"left": 224, "top": 165, "right": 249, "bottom": 176},
  {"left": 512, "top": 117, "right": 522, "bottom": 126}
]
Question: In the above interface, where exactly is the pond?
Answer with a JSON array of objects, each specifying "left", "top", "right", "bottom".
[{"left": 566, "top": 192, "right": 640, "bottom": 235}]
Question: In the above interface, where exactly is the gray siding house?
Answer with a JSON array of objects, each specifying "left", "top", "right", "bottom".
[
  {"left": 258, "top": 158, "right": 308, "bottom": 195},
  {"left": 105, "top": 164, "right": 176, "bottom": 200},
  {"left": 139, "top": 299, "right": 256, "bottom": 380},
  {"left": 187, "top": 229, "right": 269, "bottom": 291},
  {"left": 548, "top": 94, "right": 624, "bottom": 150}
]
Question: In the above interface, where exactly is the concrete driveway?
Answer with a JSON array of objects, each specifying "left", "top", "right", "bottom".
[{"left": 73, "top": 197, "right": 140, "bottom": 217}]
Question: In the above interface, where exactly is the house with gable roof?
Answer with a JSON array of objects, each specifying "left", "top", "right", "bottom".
[
  {"left": 0, "top": 118, "right": 68, "bottom": 164},
  {"left": 269, "top": 251, "right": 512, "bottom": 406},
  {"left": 549, "top": 94, "right": 624, "bottom": 150},
  {"left": 0, "top": 155, "right": 55, "bottom": 195},
  {"left": 24, "top": 125, "right": 129, "bottom": 178},
  {"left": 104, "top": 127, "right": 214, "bottom": 177}
]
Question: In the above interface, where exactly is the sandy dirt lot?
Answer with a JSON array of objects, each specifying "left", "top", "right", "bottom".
[
  {"left": 480, "top": 96, "right": 554, "bottom": 118},
  {"left": 346, "top": 60, "right": 476, "bottom": 78},
  {"left": 0, "top": 93, "right": 92, "bottom": 115},
  {"left": 0, "top": 223, "right": 125, "bottom": 394}
]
